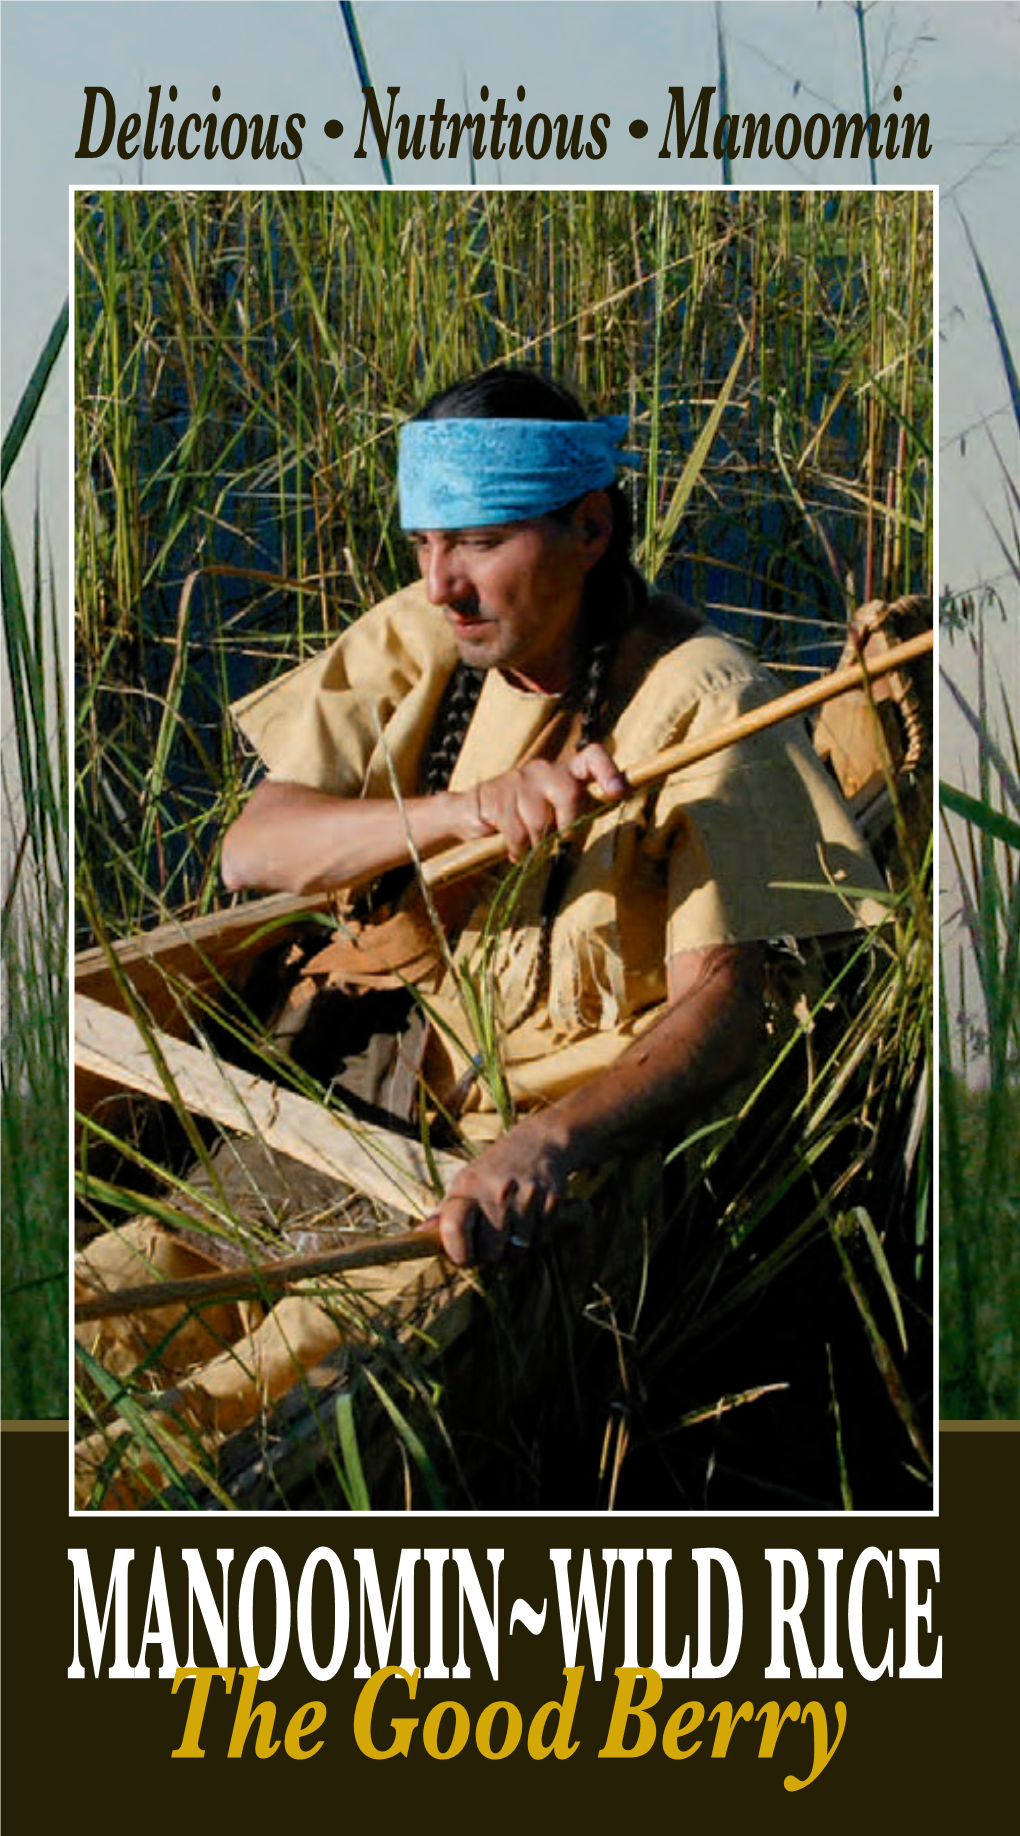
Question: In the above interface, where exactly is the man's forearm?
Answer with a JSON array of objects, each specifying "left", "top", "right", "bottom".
[
  {"left": 221, "top": 779, "right": 479, "bottom": 894},
  {"left": 532, "top": 943, "right": 766, "bottom": 1177},
  {"left": 435, "top": 943, "right": 766, "bottom": 1264}
]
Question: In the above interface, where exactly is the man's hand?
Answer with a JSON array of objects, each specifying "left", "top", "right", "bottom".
[
  {"left": 426, "top": 1116, "right": 575, "bottom": 1267},
  {"left": 471, "top": 743, "right": 628, "bottom": 861}
]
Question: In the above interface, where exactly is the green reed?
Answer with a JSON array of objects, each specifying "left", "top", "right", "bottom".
[
  {"left": 75, "top": 189, "right": 932, "bottom": 938},
  {"left": 938, "top": 231, "right": 1019, "bottom": 1417},
  {"left": 2, "top": 301, "right": 70, "bottom": 1418}
]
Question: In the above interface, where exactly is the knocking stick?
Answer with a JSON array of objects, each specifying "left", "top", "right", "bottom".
[
  {"left": 422, "top": 627, "right": 934, "bottom": 892},
  {"left": 75, "top": 1223, "right": 447, "bottom": 1324}
]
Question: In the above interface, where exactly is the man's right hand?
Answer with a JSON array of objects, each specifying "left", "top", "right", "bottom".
[{"left": 470, "top": 743, "right": 628, "bottom": 861}]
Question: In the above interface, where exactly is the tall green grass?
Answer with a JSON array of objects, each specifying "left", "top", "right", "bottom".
[
  {"left": 73, "top": 190, "right": 934, "bottom": 1507},
  {"left": 2, "top": 302, "right": 70, "bottom": 1418},
  {"left": 939, "top": 227, "right": 1020, "bottom": 1419},
  {"left": 75, "top": 190, "right": 932, "bottom": 937}
]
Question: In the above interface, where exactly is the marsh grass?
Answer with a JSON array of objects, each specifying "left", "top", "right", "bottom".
[
  {"left": 938, "top": 227, "right": 1019, "bottom": 1420},
  {"left": 2, "top": 301, "right": 70, "bottom": 1419},
  {"left": 73, "top": 188, "right": 934, "bottom": 1506},
  {"left": 74, "top": 190, "right": 932, "bottom": 932}
]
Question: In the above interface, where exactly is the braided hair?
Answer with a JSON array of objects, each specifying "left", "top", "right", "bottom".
[{"left": 417, "top": 366, "right": 646, "bottom": 793}]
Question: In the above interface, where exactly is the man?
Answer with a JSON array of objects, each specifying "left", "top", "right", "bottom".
[
  {"left": 76, "top": 365, "right": 885, "bottom": 1503},
  {"left": 224, "top": 366, "right": 882, "bottom": 1265}
]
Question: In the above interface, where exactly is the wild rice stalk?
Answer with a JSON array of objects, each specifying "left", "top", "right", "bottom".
[
  {"left": 2, "top": 302, "right": 70, "bottom": 1419},
  {"left": 939, "top": 234, "right": 1019, "bottom": 1418}
]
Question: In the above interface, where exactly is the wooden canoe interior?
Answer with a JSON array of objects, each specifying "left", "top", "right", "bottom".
[
  {"left": 74, "top": 889, "right": 330, "bottom": 1122},
  {"left": 74, "top": 890, "right": 463, "bottom": 1220}
]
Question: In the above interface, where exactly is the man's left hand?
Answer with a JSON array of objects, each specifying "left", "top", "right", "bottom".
[{"left": 427, "top": 1118, "right": 573, "bottom": 1266}]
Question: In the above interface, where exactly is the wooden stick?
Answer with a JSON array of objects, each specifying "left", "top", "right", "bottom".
[{"left": 75, "top": 1223, "right": 446, "bottom": 1323}]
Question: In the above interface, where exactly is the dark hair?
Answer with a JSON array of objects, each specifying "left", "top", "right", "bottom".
[{"left": 417, "top": 366, "right": 646, "bottom": 793}]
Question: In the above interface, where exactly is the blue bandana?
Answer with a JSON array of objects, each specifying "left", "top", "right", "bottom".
[{"left": 397, "top": 415, "right": 632, "bottom": 530}]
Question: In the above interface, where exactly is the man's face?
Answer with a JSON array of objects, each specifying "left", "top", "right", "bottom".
[{"left": 410, "top": 494, "right": 611, "bottom": 695}]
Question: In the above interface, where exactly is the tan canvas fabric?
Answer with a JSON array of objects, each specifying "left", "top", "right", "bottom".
[
  {"left": 231, "top": 582, "right": 462, "bottom": 799},
  {"left": 232, "top": 581, "right": 886, "bottom": 1138}
]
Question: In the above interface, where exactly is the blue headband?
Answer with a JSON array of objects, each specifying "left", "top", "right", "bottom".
[{"left": 397, "top": 415, "right": 632, "bottom": 530}]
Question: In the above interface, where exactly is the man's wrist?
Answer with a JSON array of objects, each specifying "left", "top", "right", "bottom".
[
  {"left": 515, "top": 1105, "right": 586, "bottom": 1178},
  {"left": 444, "top": 783, "right": 493, "bottom": 842}
]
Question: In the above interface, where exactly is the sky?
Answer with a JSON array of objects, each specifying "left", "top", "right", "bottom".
[
  {"left": 1, "top": 0, "right": 1018, "bottom": 1060},
  {"left": 3, "top": 2, "right": 1018, "bottom": 598}
]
